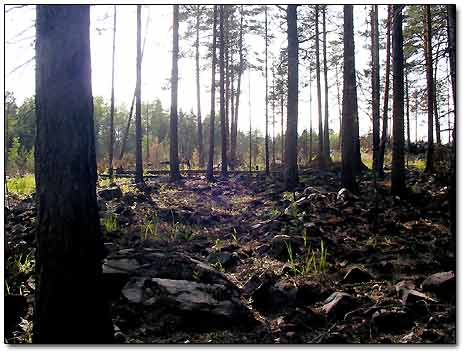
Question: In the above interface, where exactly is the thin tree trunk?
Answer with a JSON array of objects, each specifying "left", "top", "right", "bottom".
[
  {"left": 433, "top": 40, "right": 442, "bottom": 145},
  {"left": 170, "top": 5, "right": 181, "bottom": 180},
  {"left": 108, "top": 5, "right": 116, "bottom": 178},
  {"left": 135, "top": 5, "right": 144, "bottom": 183},
  {"left": 309, "top": 62, "right": 313, "bottom": 161},
  {"left": 322, "top": 6, "right": 331, "bottom": 163},
  {"left": 249, "top": 70, "right": 252, "bottom": 173},
  {"left": 231, "top": 5, "right": 243, "bottom": 169},
  {"left": 34, "top": 5, "right": 113, "bottom": 342},
  {"left": 264, "top": 5, "right": 270, "bottom": 175},
  {"left": 371, "top": 5, "right": 381, "bottom": 174},
  {"left": 206, "top": 5, "right": 217, "bottom": 181},
  {"left": 335, "top": 62, "right": 342, "bottom": 152},
  {"left": 195, "top": 7, "right": 204, "bottom": 168},
  {"left": 424, "top": 5, "right": 435, "bottom": 173},
  {"left": 219, "top": 5, "right": 228, "bottom": 177},
  {"left": 272, "top": 63, "right": 276, "bottom": 166},
  {"left": 145, "top": 103, "right": 150, "bottom": 161},
  {"left": 379, "top": 5, "right": 392, "bottom": 177},
  {"left": 315, "top": 5, "right": 325, "bottom": 169},
  {"left": 285, "top": 5, "right": 298, "bottom": 189},
  {"left": 342, "top": 5, "right": 358, "bottom": 192},
  {"left": 415, "top": 91, "right": 419, "bottom": 142},
  {"left": 224, "top": 6, "right": 230, "bottom": 160},
  {"left": 391, "top": 5, "right": 405, "bottom": 196},
  {"left": 281, "top": 92, "right": 284, "bottom": 163},
  {"left": 230, "top": 52, "right": 235, "bottom": 169},
  {"left": 405, "top": 66, "right": 411, "bottom": 151}
]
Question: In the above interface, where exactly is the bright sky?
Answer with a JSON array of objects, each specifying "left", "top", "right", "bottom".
[{"left": 4, "top": 4, "right": 452, "bottom": 142}]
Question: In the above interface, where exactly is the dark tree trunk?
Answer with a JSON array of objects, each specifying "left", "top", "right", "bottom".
[
  {"left": 170, "top": 5, "right": 181, "bottom": 180},
  {"left": 405, "top": 66, "right": 411, "bottom": 151},
  {"left": 108, "top": 5, "right": 116, "bottom": 178},
  {"left": 281, "top": 92, "right": 284, "bottom": 163},
  {"left": 433, "top": 40, "right": 442, "bottom": 145},
  {"left": 424, "top": 5, "right": 435, "bottom": 173},
  {"left": 219, "top": 5, "right": 228, "bottom": 177},
  {"left": 315, "top": 5, "right": 325, "bottom": 169},
  {"left": 206, "top": 5, "right": 217, "bottom": 181},
  {"left": 224, "top": 6, "right": 230, "bottom": 160},
  {"left": 322, "top": 6, "right": 331, "bottom": 163},
  {"left": 335, "top": 62, "right": 342, "bottom": 151},
  {"left": 391, "top": 5, "right": 405, "bottom": 196},
  {"left": 272, "top": 63, "right": 276, "bottom": 166},
  {"left": 249, "top": 71, "right": 252, "bottom": 172},
  {"left": 379, "top": 5, "right": 392, "bottom": 177},
  {"left": 135, "top": 5, "right": 144, "bottom": 183},
  {"left": 309, "top": 63, "right": 314, "bottom": 161},
  {"left": 34, "top": 5, "right": 113, "bottom": 343},
  {"left": 265, "top": 5, "right": 270, "bottom": 175},
  {"left": 371, "top": 5, "right": 381, "bottom": 175},
  {"left": 145, "top": 103, "right": 150, "bottom": 161},
  {"left": 284, "top": 5, "right": 299, "bottom": 189},
  {"left": 231, "top": 6, "right": 243, "bottom": 169},
  {"left": 195, "top": 7, "right": 204, "bottom": 168},
  {"left": 341, "top": 5, "right": 358, "bottom": 193}
]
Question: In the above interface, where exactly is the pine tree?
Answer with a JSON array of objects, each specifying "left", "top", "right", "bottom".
[
  {"left": 371, "top": 5, "right": 381, "bottom": 175},
  {"left": 108, "top": 5, "right": 116, "bottom": 178},
  {"left": 135, "top": 5, "right": 144, "bottom": 183},
  {"left": 424, "top": 5, "right": 435, "bottom": 173},
  {"left": 170, "top": 5, "right": 181, "bottom": 180},
  {"left": 207, "top": 5, "right": 218, "bottom": 181}
]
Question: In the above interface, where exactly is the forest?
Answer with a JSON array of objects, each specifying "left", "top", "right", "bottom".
[{"left": 4, "top": 4, "right": 456, "bottom": 344}]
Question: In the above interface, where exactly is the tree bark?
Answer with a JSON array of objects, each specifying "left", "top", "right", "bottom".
[
  {"left": 424, "top": 5, "right": 435, "bottom": 173},
  {"left": 315, "top": 5, "right": 325, "bottom": 169},
  {"left": 322, "top": 6, "right": 331, "bottom": 163},
  {"left": 34, "top": 5, "right": 113, "bottom": 342},
  {"left": 170, "top": 5, "right": 181, "bottom": 180},
  {"left": 135, "top": 5, "right": 144, "bottom": 183},
  {"left": 433, "top": 40, "right": 442, "bottom": 145},
  {"left": 391, "top": 5, "right": 405, "bottom": 196},
  {"left": 265, "top": 5, "right": 270, "bottom": 175},
  {"left": 371, "top": 5, "right": 381, "bottom": 174},
  {"left": 108, "top": 5, "right": 116, "bottom": 178},
  {"left": 405, "top": 65, "right": 411, "bottom": 151},
  {"left": 231, "top": 5, "right": 243, "bottom": 169},
  {"left": 206, "top": 5, "right": 217, "bottom": 181},
  {"left": 285, "top": 5, "right": 299, "bottom": 189},
  {"left": 309, "top": 62, "right": 313, "bottom": 161},
  {"left": 224, "top": 6, "right": 230, "bottom": 161},
  {"left": 335, "top": 62, "right": 342, "bottom": 151},
  {"left": 341, "top": 5, "right": 358, "bottom": 193},
  {"left": 219, "top": 5, "right": 228, "bottom": 177},
  {"left": 195, "top": 7, "right": 204, "bottom": 168}
]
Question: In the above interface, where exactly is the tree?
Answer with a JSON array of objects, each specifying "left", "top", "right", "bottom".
[
  {"left": 170, "top": 5, "right": 181, "bottom": 180},
  {"left": 264, "top": 5, "right": 270, "bottom": 175},
  {"left": 379, "top": 5, "right": 392, "bottom": 177},
  {"left": 195, "top": 6, "right": 205, "bottom": 168},
  {"left": 108, "top": 5, "right": 116, "bottom": 178},
  {"left": 341, "top": 5, "right": 358, "bottom": 192},
  {"left": 322, "top": 6, "right": 331, "bottom": 164},
  {"left": 315, "top": 5, "right": 325, "bottom": 169},
  {"left": 207, "top": 5, "right": 218, "bottom": 181},
  {"left": 284, "top": 5, "right": 298, "bottom": 189},
  {"left": 219, "top": 5, "right": 228, "bottom": 177},
  {"left": 371, "top": 5, "right": 381, "bottom": 175},
  {"left": 391, "top": 5, "right": 405, "bottom": 196},
  {"left": 34, "top": 5, "right": 113, "bottom": 342},
  {"left": 423, "top": 5, "right": 435, "bottom": 173},
  {"left": 135, "top": 5, "right": 144, "bottom": 183}
]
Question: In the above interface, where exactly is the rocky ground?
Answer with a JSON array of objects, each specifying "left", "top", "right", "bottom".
[{"left": 5, "top": 165, "right": 456, "bottom": 344}]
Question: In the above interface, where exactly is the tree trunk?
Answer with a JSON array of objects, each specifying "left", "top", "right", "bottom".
[
  {"left": 272, "top": 63, "right": 276, "bottom": 166},
  {"left": 170, "top": 5, "right": 181, "bottom": 180},
  {"left": 195, "top": 7, "right": 204, "bottom": 168},
  {"left": 322, "top": 6, "right": 331, "bottom": 163},
  {"left": 231, "top": 5, "right": 243, "bottom": 170},
  {"left": 391, "top": 5, "right": 405, "bottom": 196},
  {"left": 224, "top": 6, "right": 230, "bottom": 161},
  {"left": 249, "top": 70, "right": 252, "bottom": 172},
  {"left": 281, "top": 92, "right": 284, "bottom": 163},
  {"left": 108, "top": 5, "right": 116, "bottom": 178},
  {"left": 424, "top": 5, "right": 435, "bottom": 173},
  {"left": 34, "top": 5, "right": 113, "bottom": 342},
  {"left": 230, "top": 51, "right": 235, "bottom": 169},
  {"left": 285, "top": 5, "right": 299, "bottom": 189},
  {"left": 265, "top": 5, "right": 270, "bottom": 175},
  {"left": 135, "top": 5, "right": 144, "bottom": 183},
  {"left": 433, "top": 40, "right": 442, "bottom": 145},
  {"left": 206, "top": 5, "right": 217, "bottom": 181},
  {"left": 341, "top": 5, "right": 358, "bottom": 193},
  {"left": 371, "top": 5, "right": 381, "bottom": 175},
  {"left": 145, "top": 103, "right": 150, "bottom": 161},
  {"left": 315, "top": 5, "right": 325, "bottom": 169},
  {"left": 379, "top": 5, "right": 392, "bottom": 177},
  {"left": 309, "top": 62, "right": 313, "bottom": 161},
  {"left": 405, "top": 66, "right": 411, "bottom": 151},
  {"left": 219, "top": 5, "right": 228, "bottom": 177},
  {"left": 335, "top": 62, "right": 342, "bottom": 151}
]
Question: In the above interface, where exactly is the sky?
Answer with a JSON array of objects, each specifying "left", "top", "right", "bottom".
[{"left": 4, "top": 4, "right": 453, "bottom": 142}]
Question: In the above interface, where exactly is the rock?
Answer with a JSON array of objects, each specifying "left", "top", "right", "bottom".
[
  {"left": 371, "top": 309, "right": 414, "bottom": 334},
  {"left": 337, "top": 188, "right": 353, "bottom": 202},
  {"left": 98, "top": 186, "right": 123, "bottom": 201},
  {"left": 342, "top": 266, "right": 373, "bottom": 284},
  {"left": 295, "top": 196, "right": 310, "bottom": 208},
  {"left": 122, "top": 277, "right": 147, "bottom": 304},
  {"left": 242, "top": 273, "right": 263, "bottom": 297},
  {"left": 319, "top": 332, "right": 354, "bottom": 344},
  {"left": 321, "top": 292, "right": 356, "bottom": 320},
  {"left": 421, "top": 271, "right": 455, "bottom": 299},
  {"left": 295, "top": 281, "right": 326, "bottom": 306},
  {"left": 268, "top": 235, "right": 302, "bottom": 260},
  {"left": 103, "top": 258, "right": 141, "bottom": 274},
  {"left": 280, "top": 307, "right": 327, "bottom": 332},
  {"left": 402, "top": 289, "right": 436, "bottom": 306},
  {"left": 251, "top": 279, "right": 295, "bottom": 313},
  {"left": 207, "top": 251, "right": 240, "bottom": 269}
]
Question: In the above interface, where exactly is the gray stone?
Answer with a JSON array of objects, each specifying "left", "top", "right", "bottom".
[
  {"left": 342, "top": 266, "right": 373, "bottom": 284},
  {"left": 122, "top": 277, "right": 147, "bottom": 304},
  {"left": 322, "top": 292, "right": 356, "bottom": 320},
  {"left": 421, "top": 271, "right": 455, "bottom": 299}
]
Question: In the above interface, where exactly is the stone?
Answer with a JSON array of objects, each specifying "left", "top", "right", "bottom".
[
  {"left": 207, "top": 251, "right": 240, "bottom": 269},
  {"left": 322, "top": 292, "right": 356, "bottom": 320},
  {"left": 103, "top": 258, "right": 141, "bottom": 274},
  {"left": 342, "top": 266, "right": 373, "bottom": 284},
  {"left": 421, "top": 271, "right": 455, "bottom": 299},
  {"left": 371, "top": 309, "right": 414, "bottom": 334},
  {"left": 251, "top": 279, "right": 295, "bottom": 313},
  {"left": 98, "top": 186, "right": 123, "bottom": 201},
  {"left": 122, "top": 277, "right": 147, "bottom": 304},
  {"left": 268, "top": 235, "right": 302, "bottom": 260}
]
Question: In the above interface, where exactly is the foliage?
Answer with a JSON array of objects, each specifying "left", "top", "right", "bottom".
[
  {"left": 102, "top": 214, "right": 118, "bottom": 233},
  {"left": 7, "top": 175, "right": 35, "bottom": 196}
]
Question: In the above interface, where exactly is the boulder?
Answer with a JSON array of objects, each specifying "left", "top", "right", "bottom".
[
  {"left": 421, "top": 271, "right": 455, "bottom": 299},
  {"left": 268, "top": 235, "right": 302, "bottom": 260},
  {"left": 98, "top": 186, "right": 123, "bottom": 201},
  {"left": 371, "top": 309, "right": 414, "bottom": 335},
  {"left": 322, "top": 292, "right": 356, "bottom": 320},
  {"left": 207, "top": 251, "right": 240, "bottom": 269},
  {"left": 342, "top": 266, "right": 373, "bottom": 284}
]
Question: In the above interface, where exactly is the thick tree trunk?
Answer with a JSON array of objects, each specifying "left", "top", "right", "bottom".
[
  {"left": 371, "top": 5, "right": 381, "bottom": 175},
  {"left": 34, "top": 5, "right": 113, "bottom": 342},
  {"left": 391, "top": 5, "right": 405, "bottom": 196},
  {"left": 284, "top": 5, "right": 299, "bottom": 189},
  {"left": 424, "top": 5, "right": 435, "bottom": 173},
  {"left": 265, "top": 5, "right": 270, "bottom": 175},
  {"left": 219, "top": 5, "right": 228, "bottom": 177},
  {"left": 341, "top": 5, "right": 358, "bottom": 193},
  {"left": 108, "top": 5, "right": 116, "bottom": 178},
  {"left": 206, "top": 5, "right": 217, "bottom": 181},
  {"left": 315, "top": 5, "right": 325, "bottom": 169},
  {"left": 135, "top": 5, "right": 144, "bottom": 183},
  {"left": 170, "top": 5, "right": 181, "bottom": 180},
  {"left": 322, "top": 6, "right": 331, "bottom": 163},
  {"left": 195, "top": 8, "right": 204, "bottom": 168},
  {"left": 379, "top": 5, "right": 392, "bottom": 178}
]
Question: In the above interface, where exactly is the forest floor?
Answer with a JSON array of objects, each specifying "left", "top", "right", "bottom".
[{"left": 5, "top": 163, "right": 456, "bottom": 344}]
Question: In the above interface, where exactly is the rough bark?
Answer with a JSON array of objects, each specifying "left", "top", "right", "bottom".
[
  {"left": 424, "top": 5, "right": 435, "bottom": 173},
  {"left": 341, "top": 5, "right": 358, "bottom": 193},
  {"left": 108, "top": 5, "right": 116, "bottom": 178},
  {"left": 34, "top": 5, "right": 113, "bottom": 342},
  {"left": 391, "top": 5, "right": 405, "bottom": 196},
  {"left": 315, "top": 5, "right": 325, "bottom": 169},
  {"left": 195, "top": 7, "right": 204, "bottom": 168},
  {"left": 405, "top": 66, "right": 411, "bottom": 151},
  {"left": 224, "top": 6, "right": 230, "bottom": 160},
  {"left": 206, "top": 5, "right": 217, "bottom": 181},
  {"left": 371, "top": 5, "right": 381, "bottom": 175},
  {"left": 135, "top": 5, "right": 144, "bottom": 183},
  {"left": 170, "top": 5, "right": 181, "bottom": 180},
  {"left": 219, "top": 5, "right": 228, "bottom": 177},
  {"left": 322, "top": 6, "right": 331, "bottom": 163},
  {"left": 284, "top": 5, "right": 299, "bottom": 189}
]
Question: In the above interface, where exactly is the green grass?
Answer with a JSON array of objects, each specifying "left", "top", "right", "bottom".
[
  {"left": 102, "top": 214, "right": 118, "bottom": 233},
  {"left": 7, "top": 175, "right": 35, "bottom": 196}
]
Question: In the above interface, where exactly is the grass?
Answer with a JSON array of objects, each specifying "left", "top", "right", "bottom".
[
  {"left": 102, "top": 214, "right": 118, "bottom": 233},
  {"left": 142, "top": 215, "right": 159, "bottom": 241},
  {"left": 7, "top": 175, "right": 35, "bottom": 196}
]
